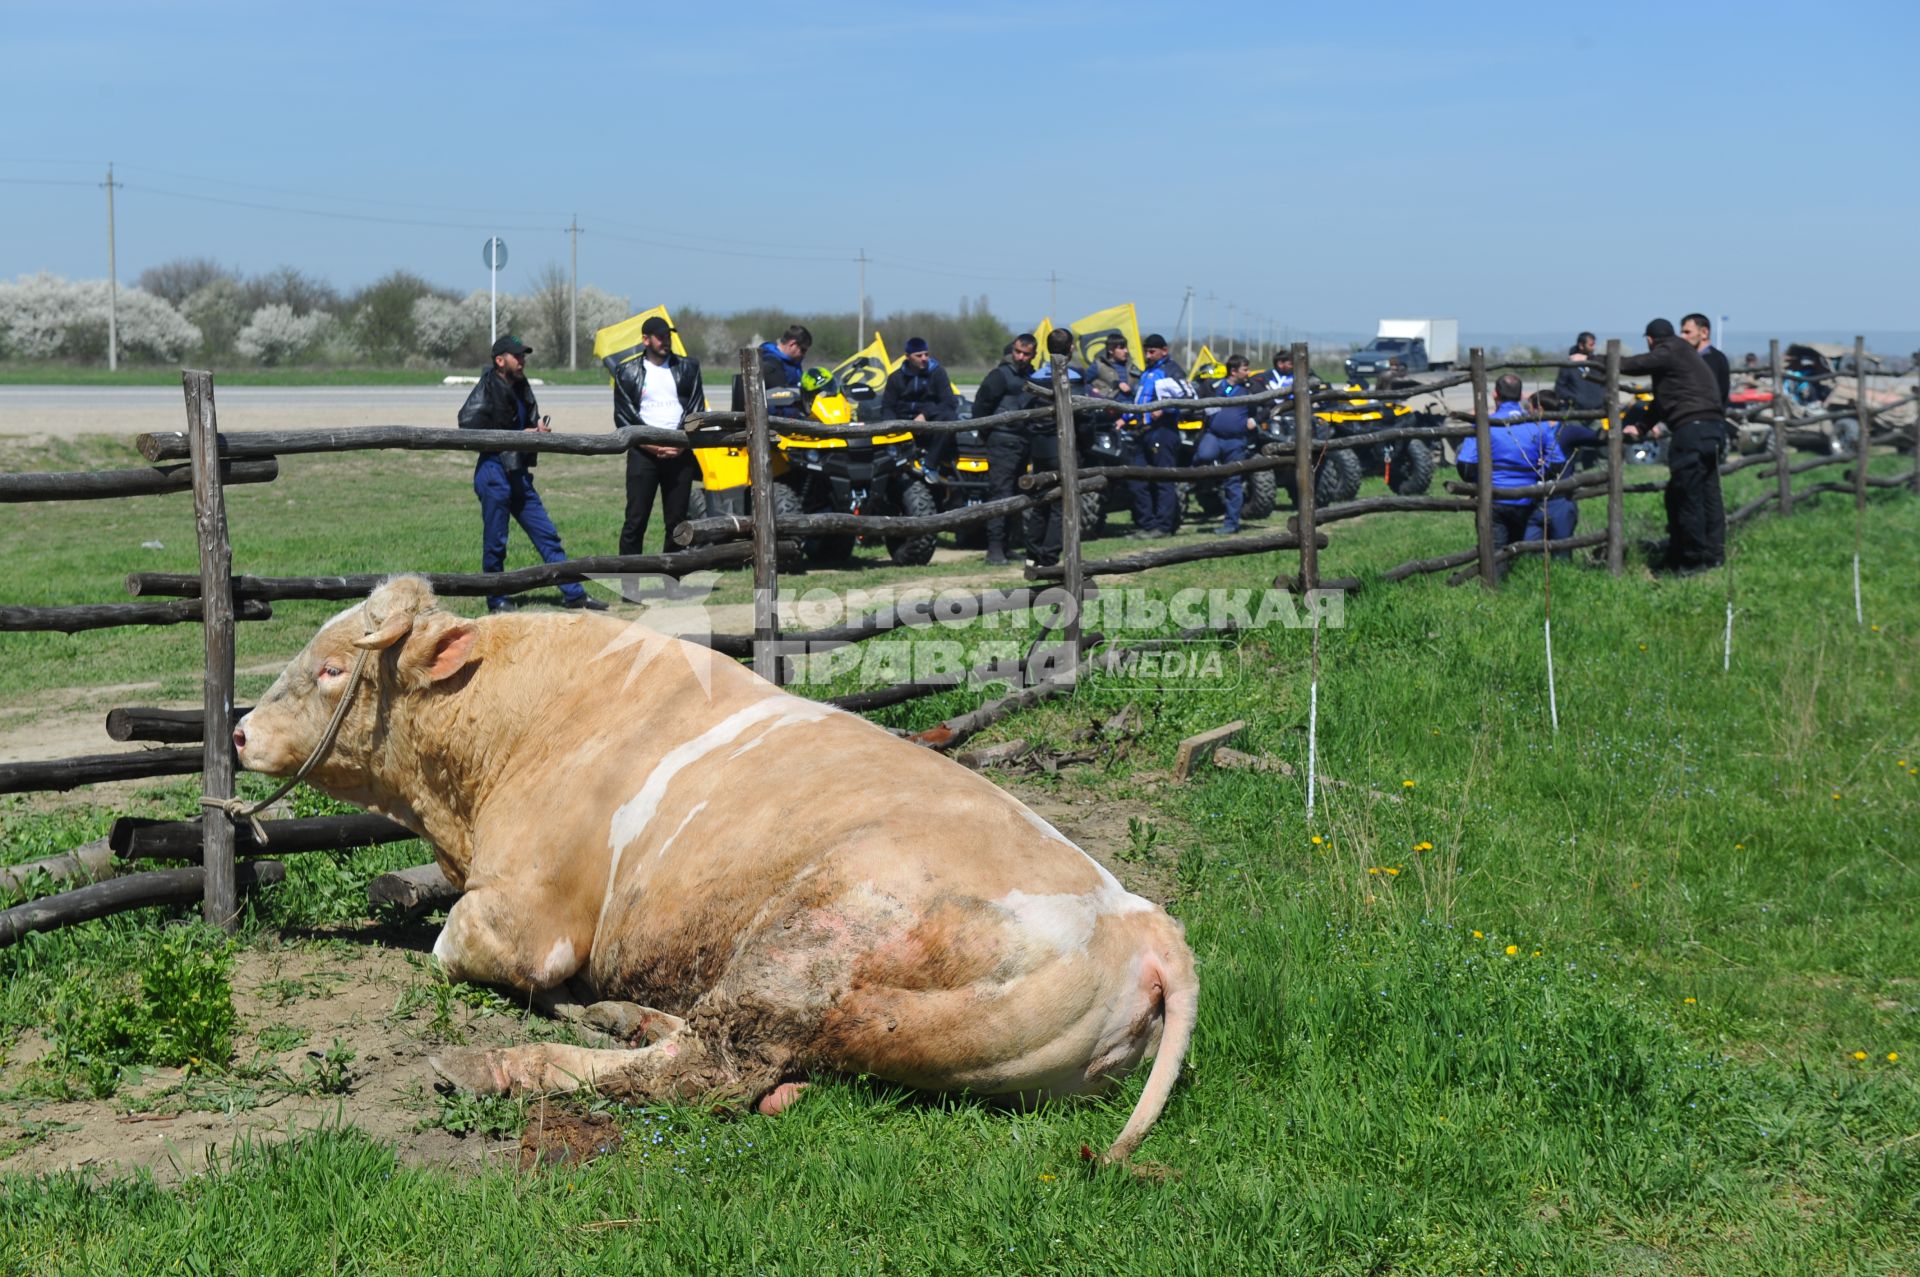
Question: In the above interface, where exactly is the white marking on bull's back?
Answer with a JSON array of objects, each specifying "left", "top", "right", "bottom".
[
  {"left": 995, "top": 885, "right": 1154, "bottom": 956},
  {"left": 655, "top": 801, "right": 709, "bottom": 858},
  {"left": 599, "top": 695, "right": 833, "bottom": 931}
]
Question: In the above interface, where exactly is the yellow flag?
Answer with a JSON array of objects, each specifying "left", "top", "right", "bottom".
[
  {"left": 592, "top": 304, "right": 689, "bottom": 381},
  {"left": 1188, "top": 345, "right": 1220, "bottom": 380},
  {"left": 1032, "top": 317, "right": 1054, "bottom": 359},
  {"left": 1065, "top": 302, "right": 1144, "bottom": 370},
  {"left": 830, "top": 332, "right": 893, "bottom": 397}
]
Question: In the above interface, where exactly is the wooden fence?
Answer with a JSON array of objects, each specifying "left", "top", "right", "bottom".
[{"left": 1, "top": 337, "right": 1916, "bottom": 940}]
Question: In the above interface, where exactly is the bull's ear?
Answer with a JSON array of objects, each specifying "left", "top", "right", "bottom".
[{"left": 407, "top": 618, "right": 477, "bottom": 685}]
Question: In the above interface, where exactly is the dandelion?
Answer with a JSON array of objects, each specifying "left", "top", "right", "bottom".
[
  {"left": 1638, "top": 643, "right": 1647, "bottom": 652},
  {"left": 1683, "top": 997, "right": 1696, "bottom": 1005},
  {"left": 1402, "top": 779, "right": 1417, "bottom": 789},
  {"left": 1853, "top": 1051, "right": 1868, "bottom": 1061},
  {"left": 1387, "top": 867, "right": 1400, "bottom": 877},
  {"left": 1311, "top": 835, "right": 1323, "bottom": 846},
  {"left": 1734, "top": 843, "right": 1745, "bottom": 850},
  {"left": 1472, "top": 930, "right": 1483, "bottom": 939},
  {"left": 1039, "top": 1173, "right": 1057, "bottom": 1182},
  {"left": 1505, "top": 944, "right": 1518, "bottom": 956},
  {"left": 1367, "top": 867, "right": 1381, "bottom": 876},
  {"left": 1832, "top": 792, "right": 1842, "bottom": 801},
  {"left": 1870, "top": 625, "right": 1881, "bottom": 632},
  {"left": 1414, "top": 841, "right": 1434, "bottom": 852},
  {"left": 1892, "top": 1053, "right": 1902, "bottom": 1063},
  {"left": 1531, "top": 949, "right": 1542, "bottom": 957}
]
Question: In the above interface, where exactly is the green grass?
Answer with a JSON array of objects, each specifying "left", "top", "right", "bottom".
[{"left": 1, "top": 437, "right": 1917, "bottom": 1273}]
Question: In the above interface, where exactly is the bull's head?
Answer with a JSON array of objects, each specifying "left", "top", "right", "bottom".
[{"left": 233, "top": 576, "right": 476, "bottom": 793}]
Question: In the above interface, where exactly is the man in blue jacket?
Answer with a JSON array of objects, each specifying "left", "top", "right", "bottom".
[
  {"left": 457, "top": 335, "right": 607, "bottom": 613},
  {"left": 1455, "top": 373, "right": 1566, "bottom": 579},
  {"left": 1128, "top": 333, "right": 1191, "bottom": 538},
  {"left": 1196, "top": 355, "right": 1257, "bottom": 534}
]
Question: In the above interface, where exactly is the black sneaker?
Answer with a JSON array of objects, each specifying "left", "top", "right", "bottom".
[
  {"left": 985, "top": 549, "right": 1012, "bottom": 566},
  {"left": 487, "top": 599, "right": 516, "bottom": 614},
  {"left": 564, "top": 595, "right": 611, "bottom": 611}
]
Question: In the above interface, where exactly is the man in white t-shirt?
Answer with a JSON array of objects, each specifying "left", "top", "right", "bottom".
[{"left": 609, "top": 315, "right": 707, "bottom": 555}]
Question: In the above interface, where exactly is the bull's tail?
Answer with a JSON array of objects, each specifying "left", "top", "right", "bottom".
[{"left": 1102, "top": 923, "right": 1199, "bottom": 1164}]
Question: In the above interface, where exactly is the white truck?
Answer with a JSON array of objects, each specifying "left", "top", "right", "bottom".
[{"left": 1345, "top": 318, "right": 1460, "bottom": 379}]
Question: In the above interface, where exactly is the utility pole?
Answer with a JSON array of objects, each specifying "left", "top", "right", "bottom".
[
  {"left": 1049, "top": 269, "right": 1058, "bottom": 318},
  {"left": 1226, "top": 303, "right": 1237, "bottom": 357},
  {"left": 102, "top": 162, "right": 119, "bottom": 372},
  {"left": 1205, "top": 291, "right": 1216, "bottom": 350},
  {"left": 856, "top": 248, "right": 868, "bottom": 343},
  {"left": 567, "top": 214, "right": 581, "bottom": 371},
  {"left": 1184, "top": 285, "right": 1195, "bottom": 366}
]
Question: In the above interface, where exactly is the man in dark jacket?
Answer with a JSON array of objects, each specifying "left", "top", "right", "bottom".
[
  {"left": 458, "top": 335, "right": 606, "bottom": 613},
  {"left": 610, "top": 315, "right": 707, "bottom": 556},
  {"left": 974, "top": 334, "right": 1039, "bottom": 565},
  {"left": 1085, "top": 334, "right": 1136, "bottom": 401},
  {"left": 1128, "top": 334, "right": 1192, "bottom": 538},
  {"left": 1619, "top": 318, "right": 1727, "bottom": 574},
  {"left": 881, "top": 337, "right": 958, "bottom": 423},
  {"left": 1681, "top": 313, "right": 1731, "bottom": 409},
  {"left": 730, "top": 325, "right": 812, "bottom": 420},
  {"left": 1553, "top": 331, "right": 1609, "bottom": 413}
]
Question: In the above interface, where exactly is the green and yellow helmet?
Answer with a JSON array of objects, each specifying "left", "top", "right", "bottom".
[{"left": 800, "top": 367, "right": 834, "bottom": 393}]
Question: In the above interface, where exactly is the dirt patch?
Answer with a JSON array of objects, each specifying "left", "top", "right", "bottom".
[{"left": 0, "top": 930, "right": 539, "bottom": 1182}]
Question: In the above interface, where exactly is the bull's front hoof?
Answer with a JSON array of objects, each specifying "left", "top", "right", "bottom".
[{"left": 429, "top": 1049, "right": 510, "bottom": 1095}]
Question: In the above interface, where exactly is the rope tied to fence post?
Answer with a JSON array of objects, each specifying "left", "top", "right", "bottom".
[{"left": 201, "top": 643, "right": 372, "bottom": 845}]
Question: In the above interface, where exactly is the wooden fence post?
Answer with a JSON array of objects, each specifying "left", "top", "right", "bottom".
[
  {"left": 1291, "top": 341, "right": 1317, "bottom": 592},
  {"left": 1912, "top": 353, "right": 1920, "bottom": 496},
  {"left": 1050, "top": 342, "right": 1082, "bottom": 679},
  {"left": 742, "top": 349, "right": 783, "bottom": 686},
  {"left": 1771, "top": 338, "right": 1792, "bottom": 516},
  {"left": 1853, "top": 334, "right": 1870, "bottom": 513},
  {"left": 184, "top": 370, "right": 236, "bottom": 930},
  {"left": 1604, "top": 339, "right": 1625, "bottom": 574},
  {"left": 1470, "top": 347, "right": 1495, "bottom": 588}
]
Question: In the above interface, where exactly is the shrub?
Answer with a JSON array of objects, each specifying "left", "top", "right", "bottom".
[
  {"left": 49, "top": 923, "right": 237, "bottom": 1091},
  {"left": 236, "top": 303, "right": 330, "bottom": 366},
  {"left": 0, "top": 273, "right": 201, "bottom": 362}
]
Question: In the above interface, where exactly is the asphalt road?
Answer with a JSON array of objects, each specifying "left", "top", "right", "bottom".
[{"left": 0, "top": 374, "right": 1498, "bottom": 443}]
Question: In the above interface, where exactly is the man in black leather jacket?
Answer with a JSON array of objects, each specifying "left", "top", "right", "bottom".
[
  {"left": 1619, "top": 318, "right": 1727, "bottom": 573},
  {"left": 974, "top": 335, "right": 1039, "bottom": 565},
  {"left": 609, "top": 316, "right": 707, "bottom": 555},
  {"left": 457, "top": 335, "right": 606, "bottom": 612}
]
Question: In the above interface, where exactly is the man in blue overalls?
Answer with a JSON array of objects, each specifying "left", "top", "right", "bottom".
[
  {"left": 1196, "top": 354, "right": 1257, "bottom": 534},
  {"left": 457, "top": 335, "right": 608, "bottom": 614}
]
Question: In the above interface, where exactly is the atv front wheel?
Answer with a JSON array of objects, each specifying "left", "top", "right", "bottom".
[
  {"left": 886, "top": 481, "right": 939, "bottom": 566},
  {"left": 1386, "top": 439, "right": 1435, "bottom": 495},
  {"left": 1243, "top": 467, "right": 1278, "bottom": 521}
]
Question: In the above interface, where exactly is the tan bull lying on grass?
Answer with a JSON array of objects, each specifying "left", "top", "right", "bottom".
[{"left": 234, "top": 577, "right": 1197, "bottom": 1162}]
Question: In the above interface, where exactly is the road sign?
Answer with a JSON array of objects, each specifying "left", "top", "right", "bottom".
[{"left": 482, "top": 237, "right": 509, "bottom": 270}]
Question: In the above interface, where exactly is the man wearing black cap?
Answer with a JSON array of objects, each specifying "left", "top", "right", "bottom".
[
  {"left": 1085, "top": 334, "right": 1136, "bottom": 402},
  {"left": 457, "top": 335, "right": 607, "bottom": 612},
  {"left": 1619, "top": 318, "right": 1727, "bottom": 574},
  {"left": 610, "top": 315, "right": 706, "bottom": 556},
  {"left": 881, "top": 337, "right": 958, "bottom": 424},
  {"left": 1128, "top": 333, "right": 1192, "bottom": 538}
]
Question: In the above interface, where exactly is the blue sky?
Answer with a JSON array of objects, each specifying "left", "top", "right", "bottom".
[{"left": 4, "top": 0, "right": 1916, "bottom": 349}]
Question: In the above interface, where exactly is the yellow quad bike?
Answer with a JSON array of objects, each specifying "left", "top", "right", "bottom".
[
  {"left": 695, "top": 369, "right": 938, "bottom": 565},
  {"left": 1315, "top": 383, "right": 1438, "bottom": 497}
]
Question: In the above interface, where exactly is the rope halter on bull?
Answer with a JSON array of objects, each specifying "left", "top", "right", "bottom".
[{"left": 201, "top": 608, "right": 382, "bottom": 845}]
